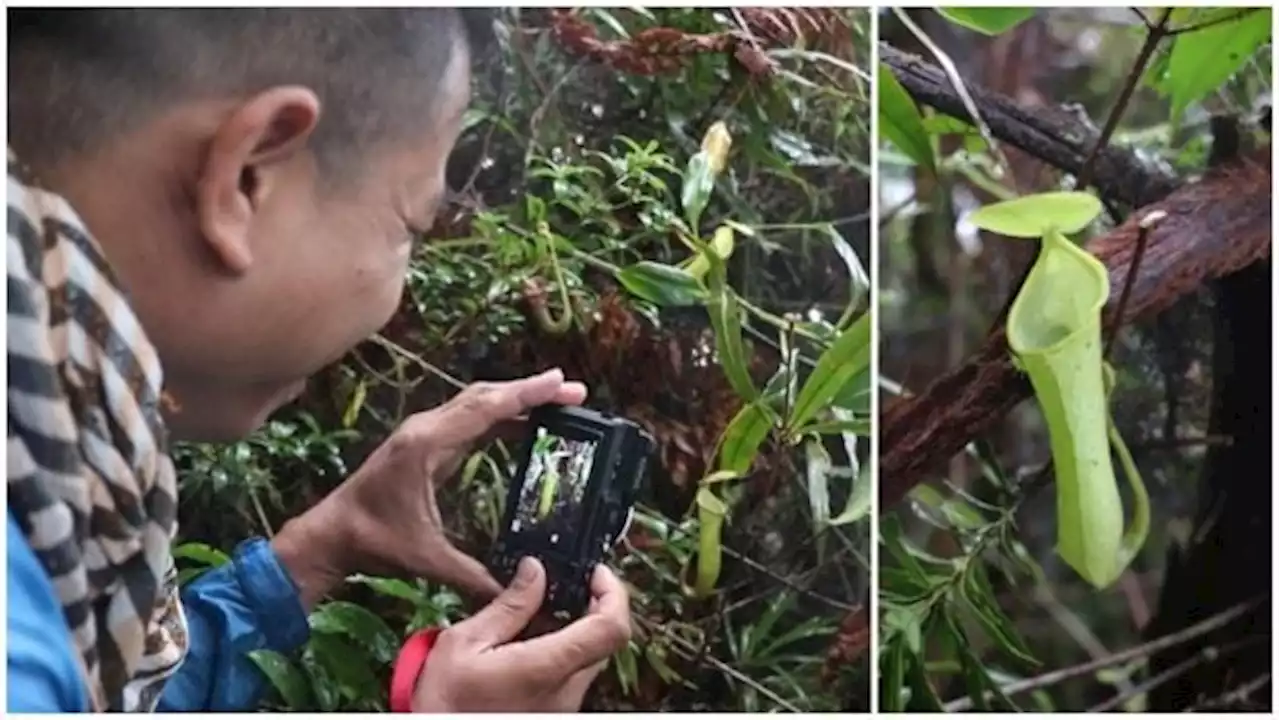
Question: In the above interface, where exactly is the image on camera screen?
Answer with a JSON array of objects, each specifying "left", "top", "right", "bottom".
[{"left": 511, "top": 428, "right": 598, "bottom": 549}]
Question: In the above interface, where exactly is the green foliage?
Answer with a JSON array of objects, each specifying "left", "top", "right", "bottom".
[
  {"left": 1156, "top": 8, "right": 1273, "bottom": 123},
  {"left": 936, "top": 8, "right": 1036, "bottom": 36},
  {"left": 877, "top": 62, "right": 934, "bottom": 172},
  {"left": 250, "top": 577, "right": 466, "bottom": 712}
]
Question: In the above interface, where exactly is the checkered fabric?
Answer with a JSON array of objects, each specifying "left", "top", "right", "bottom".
[{"left": 7, "top": 148, "right": 189, "bottom": 711}]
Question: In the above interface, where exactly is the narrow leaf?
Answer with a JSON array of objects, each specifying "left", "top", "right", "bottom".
[
  {"left": 615, "top": 261, "right": 705, "bottom": 307},
  {"left": 171, "top": 542, "right": 231, "bottom": 568},
  {"left": 804, "top": 439, "right": 833, "bottom": 528},
  {"left": 788, "top": 312, "right": 872, "bottom": 431},
  {"left": 936, "top": 8, "right": 1035, "bottom": 35},
  {"left": 718, "top": 402, "right": 775, "bottom": 475},
  {"left": 878, "top": 62, "right": 935, "bottom": 172},
  {"left": 830, "top": 459, "right": 872, "bottom": 526},
  {"left": 249, "top": 650, "right": 314, "bottom": 710},
  {"left": 681, "top": 151, "right": 716, "bottom": 228}
]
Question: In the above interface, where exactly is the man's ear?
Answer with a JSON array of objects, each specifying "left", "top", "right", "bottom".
[{"left": 196, "top": 86, "right": 321, "bottom": 274}]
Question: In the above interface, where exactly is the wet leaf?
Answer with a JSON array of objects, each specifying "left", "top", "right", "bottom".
[
  {"left": 936, "top": 7, "right": 1035, "bottom": 35},
  {"left": 249, "top": 650, "right": 314, "bottom": 710},
  {"left": 615, "top": 261, "right": 705, "bottom": 306},
  {"left": 1162, "top": 9, "right": 1271, "bottom": 122},
  {"left": 878, "top": 62, "right": 934, "bottom": 172}
]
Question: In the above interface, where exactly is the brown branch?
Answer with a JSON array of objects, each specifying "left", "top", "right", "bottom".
[
  {"left": 880, "top": 149, "right": 1272, "bottom": 510},
  {"left": 879, "top": 42, "right": 1179, "bottom": 208}
]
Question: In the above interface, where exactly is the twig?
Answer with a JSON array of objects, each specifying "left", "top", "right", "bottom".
[
  {"left": 942, "top": 596, "right": 1266, "bottom": 711},
  {"left": 1105, "top": 210, "right": 1165, "bottom": 359},
  {"left": 370, "top": 334, "right": 467, "bottom": 390},
  {"left": 1168, "top": 8, "right": 1261, "bottom": 37},
  {"left": 247, "top": 484, "right": 275, "bottom": 539},
  {"left": 1129, "top": 8, "right": 1155, "bottom": 32},
  {"left": 1186, "top": 672, "right": 1271, "bottom": 711},
  {"left": 1088, "top": 637, "right": 1269, "bottom": 713},
  {"left": 1076, "top": 8, "right": 1173, "bottom": 191}
]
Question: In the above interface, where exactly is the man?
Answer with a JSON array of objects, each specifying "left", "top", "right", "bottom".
[{"left": 7, "top": 8, "right": 630, "bottom": 712}]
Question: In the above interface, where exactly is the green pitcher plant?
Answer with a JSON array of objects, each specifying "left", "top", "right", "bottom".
[{"left": 967, "top": 191, "right": 1150, "bottom": 588}]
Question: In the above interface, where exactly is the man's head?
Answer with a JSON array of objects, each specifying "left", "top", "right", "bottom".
[{"left": 8, "top": 8, "right": 488, "bottom": 441}]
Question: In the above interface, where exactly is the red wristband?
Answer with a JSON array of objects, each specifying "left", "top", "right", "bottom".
[{"left": 390, "top": 627, "right": 442, "bottom": 713}]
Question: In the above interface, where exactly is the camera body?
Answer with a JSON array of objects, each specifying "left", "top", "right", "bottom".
[{"left": 488, "top": 405, "right": 654, "bottom": 619}]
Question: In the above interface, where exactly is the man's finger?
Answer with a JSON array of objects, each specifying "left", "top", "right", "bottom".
[
  {"left": 425, "top": 370, "right": 588, "bottom": 448},
  {"left": 427, "top": 544, "right": 504, "bottom": 603},
  {"left": 513, "top": 565, "right": 631, "bottom": 676},
  {"left": 455, "top": 557, "right": 546, "bottom": 648}
]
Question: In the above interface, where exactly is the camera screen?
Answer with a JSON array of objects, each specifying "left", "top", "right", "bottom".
[{"left": 509, "top": 427, "right": 598, "bottom": 551}]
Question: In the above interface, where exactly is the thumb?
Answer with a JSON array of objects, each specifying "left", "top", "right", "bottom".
[{"left": 459, "top": 557, "right": 546, "bottom": 648}]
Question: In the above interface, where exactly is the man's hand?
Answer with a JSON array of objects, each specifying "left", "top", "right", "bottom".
[
  {"left": 273, "top": 369, "right": 587, "bottom": 609},
  {"left": 412, "top": 559, "right": 632, "bottom": 712}
]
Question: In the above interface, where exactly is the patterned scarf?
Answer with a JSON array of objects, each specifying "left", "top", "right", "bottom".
[{"left": 7, "top": 149, "right": 189, "bottom": 711}]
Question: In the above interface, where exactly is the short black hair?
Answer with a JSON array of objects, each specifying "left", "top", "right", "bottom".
[{"left": 7, "top": 8, "right": 493, "bottom": 174}]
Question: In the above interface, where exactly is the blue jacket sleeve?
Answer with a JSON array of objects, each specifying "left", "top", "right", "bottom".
[
  {"left": 8, "top": 514, "right": 309, "bottom": 712},
  {"left": 157, "top": 538, "right": 311, "bottom": 711},
  {"left": 7, "top": 512, "right": 90, "bottom": 712}
]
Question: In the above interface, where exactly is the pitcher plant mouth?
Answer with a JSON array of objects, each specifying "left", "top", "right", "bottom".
[{"left": 1007, "top": 230, "right": 1109, "bottom": 358}]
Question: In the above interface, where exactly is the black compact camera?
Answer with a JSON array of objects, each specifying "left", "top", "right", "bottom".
[{"left": 487, "top": 405, "right": 654, "bottom": 619}]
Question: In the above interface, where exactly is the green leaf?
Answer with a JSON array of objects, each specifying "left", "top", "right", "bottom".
[
  {"left": 704, "top": 231, "right": 757, "bottom": 401},
  {"left": 681, "top": 151, "right": 716, "bottom": 228},
  {"left": 904, "top": 638, "right": 946, "bottom": 711},
  {"left": 959, "top": 565, "right": 1038, "bottom": 667},
  {"left": 830, "top": 458, "right": 872, "bottom": 526},
  {"left": 787, "top": 313, "right": 872, "bottom": 431},
  {"left": 309, "top": 601, "right": 400, "bottom": 665},
  {"left": 699, "top": 469, "right": 741, "bottom": 486},
  {"left": 249, "top": 650, "right": 315, "bottom": 710},
  {"left": 300, "top": 646, "right": 342, "bottom": 711},
  {"left": 803, "top": 439, "right": 832, "bottom": 528},
  {"left": 1162, "top": 9, "right": 1271, "bottom": 122},
  {"left": 877, "top": 63, "right": 935, "bottom": 172},
  {"left": 833, "top": 366, "right": 873, "bottom": 414},
  {"left": 966, "top": 191, "right": 1103, "bottom": 238},
  {"left": 171, "top": 541, "right": 231, "bottom": 568},
  {"left": 614, "top": 642, "right": 640, "bottom": 696},
  {"left": 881, "top": 640, "right": 907, "bottom": 712},
  {"left": 909, "top": 484, "right": 986, "bottom": 530},
  {"left": 936, "top": 7, "right": 1035, "bottom": 35},
  {"left": 348, "top": 575, "right": 422, "bottom": 603},
  {"left": 310, "top": 633, "right": 383, "bottom": 705},
  {"left": 825, "top": 224, "right": 870, "bottom": 302},
  {"left": 718, "top": 402, "right": 776, "bottom": 475},
  {"left": 615, "top": 261, "right": 705, "bottom": 306},
  {"left": 799, "top": 417, "right": 873, "bottom": 437},
  {"left": 945, "top": 614, "right": 1021, "bottom": 711}
]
